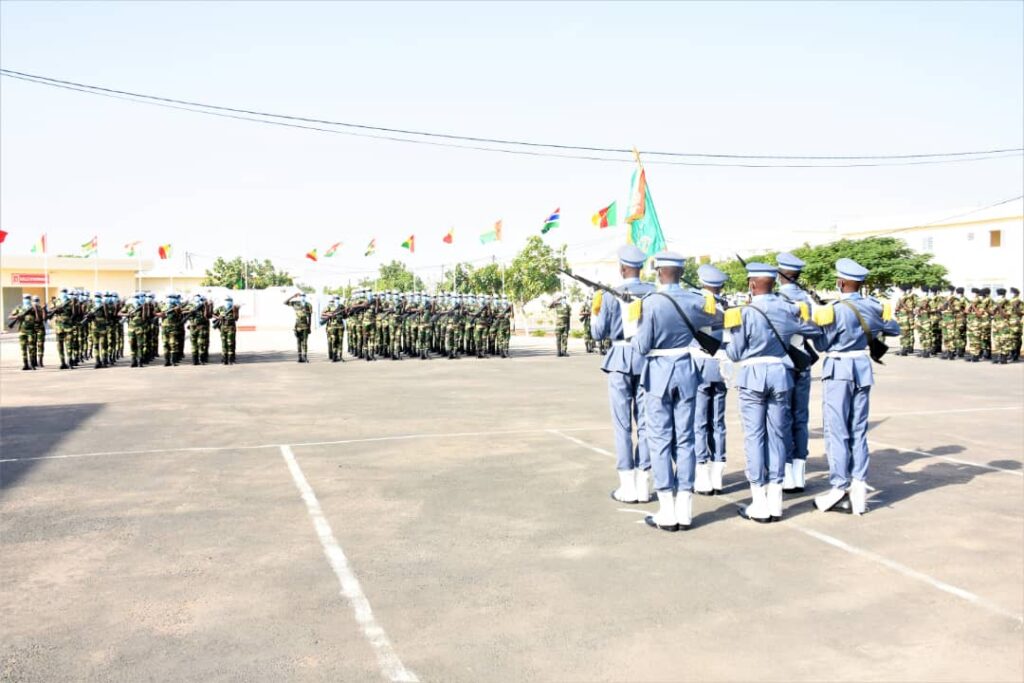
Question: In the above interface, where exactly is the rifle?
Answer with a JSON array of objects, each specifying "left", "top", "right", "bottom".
[
  {"left": 560, "top": 268, "right": 638, "bottom": 302},
  {"left": 561, "top": 267, "right": 721, "bottom": 355},
  {"left": 6, "top": 307, "right": 34, "bottom": 329},
  {"left": 735, "top": 253, "right": 828, "bottom": 306}
]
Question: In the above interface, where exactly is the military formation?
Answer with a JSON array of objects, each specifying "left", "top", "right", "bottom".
[
  {"left": 317, "top": 290, "right": 514, "bottom": 362},
  {"left": 7, "top": 289, "right": 240, "bottom": 370},
  {"left": 592, "top": 245, "right": 902, "bottom": 533},
  {"left": 894, "top": 285, "right": 1022, "bottom": 363}
]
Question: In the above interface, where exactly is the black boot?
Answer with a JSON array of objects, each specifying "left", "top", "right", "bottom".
[
  {"left": 131, "top": 358, "right": 138, "bottom": 368},
  {"left": 95, "top": 359, "right": 104, "bottom": 369},
  {"left": 38, "top": 357, "right": 44, "bottom": 368},
  {"left": 164, "top": 357, "right": 172, "bottom": 367},
  {"left": 22, "top": 360, "right": 31, "bottom": 371},
  {"left": 60, "top": 361, "right": 69, "bottom": 370},
  {"left": 222, "top": 355, "right": 229, "bottom": 365}
]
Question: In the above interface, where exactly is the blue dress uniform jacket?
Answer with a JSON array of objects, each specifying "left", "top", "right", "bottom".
[
  {"left": 725, "top": 294, "right": 821, "bottom": 486},
  {"left": 632, "top": 284, "right": 716, "bottom": 492},
  {"left": 590, "top": 277, "right": 656, "bottom": 472},
  {"left": 812, "top": 292, "right": 901, "bottom": 488},
  {"left": 778, "top": 283, "right": 816, "bottom": 464},
  {"left": 590, "top": 278, "right": 656, "bottom": 375},
  {"left": 690, "top": 291, "right": 728, "bottom": 464}
]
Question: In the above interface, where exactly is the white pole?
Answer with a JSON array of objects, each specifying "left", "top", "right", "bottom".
[
  {"left": 44, "top": 248, "right": 50, "bottom": 303},
  {"left": 93, "top": 245, "right": 99, "bottom": 291}
]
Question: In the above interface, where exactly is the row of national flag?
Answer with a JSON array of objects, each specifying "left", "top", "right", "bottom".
[{"left": 17, "top": 234, "right": 174, "bottom": 259}]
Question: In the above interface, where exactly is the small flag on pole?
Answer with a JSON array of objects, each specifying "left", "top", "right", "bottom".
[
  {"left": 480, "top": 220, "right": 502, "bottom": 244},
  {"left": 82, "top": 236, "right": 98, "bottom": 256},
  {"left": 401, "top": 234, "right": 415, "bottom": 253},
  {"left": 442, "top": 227, "right": 454, "bottom": 244},
  {"left": 124, "top": 240, "right": 141, "bottom": 257},
  {"left": 31, "top": 234, "right": 47, "bottom": 254},
  {"left": 305, "top": 248, "right": 318, "bottom": 262},
  {"left": 591, "top": 201, "right": 617, "bottom": 228},
  {"left": 364, "top": 238, "right": 376, "bottom": 257},
  {"left": 158, "top": 244, "right": 172, "bottom": 260},
  {"left": 324, "top": 242, "right": 342, "bottom": 257},
  {"left": 541, "top": 208, "right": 560, "bottom": 234}
]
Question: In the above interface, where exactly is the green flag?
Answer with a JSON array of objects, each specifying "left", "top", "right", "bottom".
[{"left": 626, "top": 167, "right": 666, "bottom": 257}]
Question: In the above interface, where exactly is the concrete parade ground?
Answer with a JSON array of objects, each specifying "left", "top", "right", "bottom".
[{"left": 1, "top": 331, "right": 1022, "bottom": 682}]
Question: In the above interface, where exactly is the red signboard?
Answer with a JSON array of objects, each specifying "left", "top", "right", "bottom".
[{"left": 11, "top": 273, "right": 49, "bottom": 285}]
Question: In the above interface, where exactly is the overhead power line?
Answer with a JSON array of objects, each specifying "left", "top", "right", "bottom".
[{"left": 3, "top": 68, "right": 1022, "bottom": 168}]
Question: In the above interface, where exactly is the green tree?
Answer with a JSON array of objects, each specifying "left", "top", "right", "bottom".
[
  {"left": 505, "top": 236, "right": 564, "bottom": 305},
  {"left": 202, "top": 257, "right": 294, "bottom": 289},
  {"left": 709, "top": 237, "right": 947, "bottom": 294},
  {"left": 468, "top": 262, "right": 504, "bottom": 294},
  {"left": 359, "top": 260, "right": 425, "bottom": 292},
  {"left": 793, "top": 237, "right": 947, "bottom": 291},
  {"left": 438, "top": 262, "right": 475, "bottom": 293}
]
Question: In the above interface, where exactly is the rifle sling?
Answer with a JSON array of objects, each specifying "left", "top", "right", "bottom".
[{"left": 651, "top": 292, "right": 717, "bottom": 355}]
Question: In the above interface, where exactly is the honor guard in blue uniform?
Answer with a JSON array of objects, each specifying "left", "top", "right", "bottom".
[
  {"left": 812, "top": 258, "right": 901, "bottom": 515},
  {"left": 726, "top": 262, "right": 820, "bottom": 523},
  {"left": 632, "top": 251, "right": 717, "bottom": 532},
  {"left": 691, "top": 264, "right": 730, "bottom": 496},
  {"left": 776, "top": 252, "right": 816, "bottom": 493},
  {"left": 590, "top": 244, "right": 657, "bottom": 503}
]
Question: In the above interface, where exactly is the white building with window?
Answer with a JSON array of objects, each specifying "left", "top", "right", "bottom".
[{"left": 833, "top": 199, "right": 1023, "bottom": 288}]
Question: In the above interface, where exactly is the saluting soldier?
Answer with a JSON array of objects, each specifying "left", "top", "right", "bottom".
[
  {"left": 285, "top": 292, "right": 313, "bottom": 363},
  {"left": 812, "top": 258, "right": 901, "bottom": 515},
  {"left": 691, "top": 264, "right": 730, "bottom": 497},
  {"left": 590, "top": 244, "right": 656, "bottom": 504},
  {"left": 727, "top": 263, "right": 819, "bottom": 524},
  {"left": 633, "top": 250, "right": 717, "bottom": 532},
  {"left": 7, "top": 294, "right": 42, "bottom": 370},
  {"left": 213, "top": 295, "right": 239, "bottom": 364},
  {"left": 549, "top": 293, "right": 572, "bottom": 357}
]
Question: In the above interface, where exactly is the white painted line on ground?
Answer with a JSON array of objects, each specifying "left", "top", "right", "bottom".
[
  {"left": 553, "top": 429, "right": 1024, "bottom": 626},
  {"left": 280, "top": 445, "right": 418, "bottom": 683},
  {"left": 871, "top": 440, "right": 1023, "bottom": 477},
  {"left": 547, "top": 429, "right": 615, "bottom": 457},
  {"left": 716, "top": 490, "right": 1024, "bottom": 626},
  {"left": 0, "top": 426, "right": 607, "bottom": 464}
]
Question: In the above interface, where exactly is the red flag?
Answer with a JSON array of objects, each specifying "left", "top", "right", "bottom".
[{"left": 0, "top": 229, "right": 8, "bottom": 244}]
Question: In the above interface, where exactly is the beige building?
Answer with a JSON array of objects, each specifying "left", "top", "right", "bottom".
[{"left": 0, "top": 255, "right": 205, "bottom": 312}]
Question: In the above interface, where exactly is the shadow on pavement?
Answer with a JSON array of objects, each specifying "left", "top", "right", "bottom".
[{"left": 0, "top": 403, "right": 104, "bottom": 495}]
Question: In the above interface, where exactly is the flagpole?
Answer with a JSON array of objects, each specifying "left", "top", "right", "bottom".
[
  {"left": 44, "top": 247, "right": 50, "bottom": 303},
  {"left": 93, "top": 242, "right": 99, "bottom": 290}
]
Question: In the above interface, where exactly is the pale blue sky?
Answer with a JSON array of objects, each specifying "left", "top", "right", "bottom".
[{"left": 1, "top": 1, "right": 1021, "bottom": 281}]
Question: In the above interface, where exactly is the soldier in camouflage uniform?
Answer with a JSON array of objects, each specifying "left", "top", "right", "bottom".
[
  {"left": 7, "top": 294, "right": 42, "bottom": 370},
  {"left": 473, "top": 295, "right": 492, "bottom": 358},
  {"left": 929, "top": 286, "right": 945, "bottom": 355},
  {"left": 549, "top": 294, "right": 572, "bottom": 357},
  {"left": 183, "top": 295, "right": 211, "bottom": 365},
  {"left": 496, "top": 295, "right": 513, "bottom": 358},
  {"left": 580, "top": 295, "right": 595, "bottom": 353},
  {"left": 120, "top": 293, "right": 151, "bottom": 367},
  {"left": 156, "top": 294, "right": 183, "bottom": 367},
  {"left": 964, "top": 288, "right": 990, "bottom": 362},
  {"left": 894, "top": 285, "right": 917, "bottom": 356},
  {"left": 1008, "top": 287, "right": 1022, "bottom": 362},
  {"left": 939, "top": 286, "right": 963, "bottom": 359},
  {"left": 49, "top": 289, "right": 76, "bottom": 369},
  {"left": 990, "top": 288, "right": 1013, "bottom": 364},
  {"left": 30, "top": 295, "right": 47, "bottom": 366},
  {"left": 914, "top": 287, "right": 934, "bottom": 358},
  {"left": 285, "top": 292, "right": 313, "bottom": 363},
  {"left": 321, "top": 295, "right": 346, "bottom": 362},
  {"left": 952, "top": 287, "right": 968, "bottom": 358},
  {"left": 361, "top": 291, "right": 379, "bottom": 361},
  {"left": 212, "top": 296, "right": 239, "bottom": 364}
]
